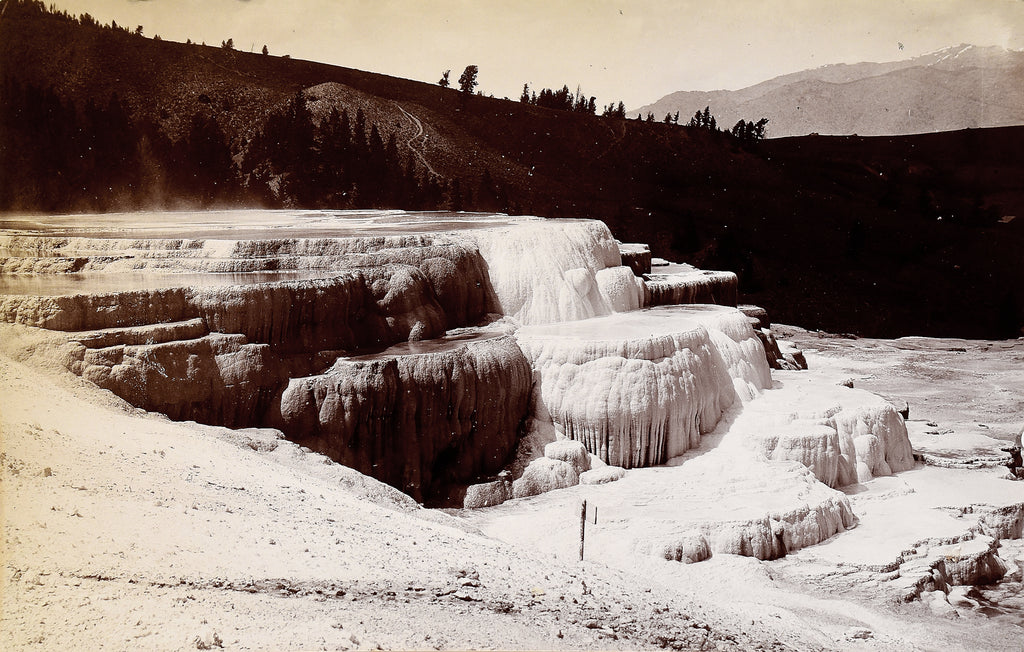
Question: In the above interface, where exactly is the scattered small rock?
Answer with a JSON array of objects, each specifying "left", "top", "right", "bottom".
[
  {"left": 192, "top": 627, "right": 223, "bottom": 649},
  {"left": 946, "top": 586, "right": 979, "bottom": 609},
  {"left": 845, "top": 627, "right": 873, "bottom": 640},
  {"left": 921, "top": 590, "right": 960, "bottom": 619},
  {"left": 580, "top": 466, "right": 626, "bottom": 485},
  {"left": 488, "top": 600, "right": 514, "bottom": 613},
  {"left": 456, "top": 568, "right": 479, "bottom": 581}
]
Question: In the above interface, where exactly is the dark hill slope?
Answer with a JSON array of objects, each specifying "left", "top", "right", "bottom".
[
  {"left": 1, "top": 2, "right": 1022, "bottom": 339},
  {"left": 753, "top": 128, "right": 1024, "bottom": 338},
  {"left": 0, "top": 2, "right": 772, "bottom": 231}
]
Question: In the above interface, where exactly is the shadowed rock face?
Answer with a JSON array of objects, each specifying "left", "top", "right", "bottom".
[
  {"left": 0, "top": 262, "right": 478, "bottom": 349},
  {"left": 644, "top": 266, "right": 738, "bottom": 308},
  {"left": 71, "top": 333, "right": 285, "bottom": 426},
  {"left": 618, "top": 243, "right": 652, "bottom": 276},
  {"left": 271, "top": 335, "right": 532, "bottom": 502}
]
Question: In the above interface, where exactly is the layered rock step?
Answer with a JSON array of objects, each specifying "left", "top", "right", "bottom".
[
  {"left": 516, "top": 305, "right": 772, "bottom": 468},
  {"left": 644, "top": 261, "right": 738, "bottom": 307},
  {"left": 470, "top": 312, "right": 914, "bottom": 560},
  {"left": 1, "top": 270, "right": 452, "bottom": 347},
  {"left": 728, "top": 372, "right": 916, "bottom": 487},
  {"left": 769, "top": 472, "right": 1024, "bottom": 610},
  {"left": 1, "top": 211, "right": 741, "bottom": 324},
  {"left": 617, "top": 242, "right": 652, "bottom": 276},
  {"left": 0, "top": 212, "right": 654, "bottom": 504}
]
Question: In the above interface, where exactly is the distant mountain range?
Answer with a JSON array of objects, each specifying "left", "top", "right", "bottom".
[{"left": 633, "top": 45, "right": 1024, "bottom": 137}]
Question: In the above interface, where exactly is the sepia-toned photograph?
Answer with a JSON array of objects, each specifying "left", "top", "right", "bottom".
[{"left": 2, "top": 0, "right": 1023, "bottom": 649}]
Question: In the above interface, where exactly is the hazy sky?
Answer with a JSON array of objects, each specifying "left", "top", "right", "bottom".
[{"left": 45, "top": 0, "right": 1024, "bottom": 108}]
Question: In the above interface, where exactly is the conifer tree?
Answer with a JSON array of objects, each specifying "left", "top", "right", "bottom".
[{"left": 458, "top": 65, "right": 479, "bottom": 94}]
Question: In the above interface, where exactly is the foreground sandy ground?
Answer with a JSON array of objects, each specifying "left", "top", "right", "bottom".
[{"left": 3, "top": 322, "right": 1023, "bottom": 650}]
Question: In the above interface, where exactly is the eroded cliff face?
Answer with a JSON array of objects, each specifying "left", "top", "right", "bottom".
[
  {"left": 73, "top": 333, "right": 282, "bottom": 426},
  {"left": 271, "top": 334, "right": 532, "bottom": 502}
]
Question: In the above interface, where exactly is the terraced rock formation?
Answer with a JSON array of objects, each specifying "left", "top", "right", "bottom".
[{"left": 0, "top": 209, "right": 909, "bottom": 524}]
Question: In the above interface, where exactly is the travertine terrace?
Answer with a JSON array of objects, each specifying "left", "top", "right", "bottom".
[
  {"left": 1, "top": 210, "right": 906, "bottom": 510},
  {"left": 0, "top": 213, "right": 705, "bottom": 492},
  {"left": 0, "top": 209, "right": 921, "bottom": 507},
  {"left": 3, "top": 210, "right": 1023, "bottom": 650}
]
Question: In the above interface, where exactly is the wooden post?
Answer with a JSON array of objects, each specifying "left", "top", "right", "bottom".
[
  {"left": 579, "top": 500, "right": 587, "bottom": 561},
  {"left": 593, "top": 506, "right": 598, "bottom": 525}
]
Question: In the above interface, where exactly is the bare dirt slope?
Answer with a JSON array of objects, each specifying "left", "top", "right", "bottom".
[
  {"left": 1, "top": 323, "right": 789, "bottom": 651},
  {"left": 3, "top": 321, "right": 1024, "bottom": 650}
]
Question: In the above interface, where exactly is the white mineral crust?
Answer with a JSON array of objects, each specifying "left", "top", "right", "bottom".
[
  {"left": 466, "top": 219, "right": 624, "bottom": 325},
  {"left": 516, "top": 305, "right": 772, "bottom": 468}
]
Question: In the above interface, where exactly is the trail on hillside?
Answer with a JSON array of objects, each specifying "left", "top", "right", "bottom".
[
  {"left": 393, "top": 102, "right": 442, "bottom": 180},
  {"left": 193, "top": 51, "right": 258, "bottom": 81}
]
